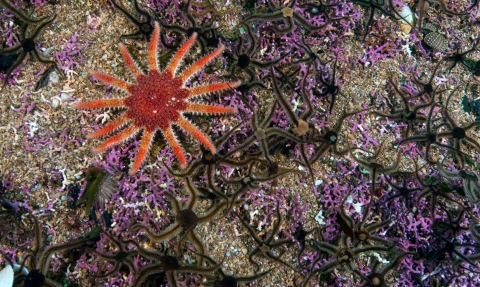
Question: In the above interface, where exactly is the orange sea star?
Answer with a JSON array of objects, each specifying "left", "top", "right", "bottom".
[{"left": 74, "top": 22, "right": 240, "bottom": 174}]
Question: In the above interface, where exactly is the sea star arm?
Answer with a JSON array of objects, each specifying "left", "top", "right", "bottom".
[
  {"left": 148, "top": 22, "right": 161, "bottom": 72},
  {"left": 178, "top": 45, "right": 225, "bottom": 82},
  {"left": 176, "top": 117, "right": 216, "bottom": 153},
  {"left": 130, "top": 129, "right": 154, "bottom": 174},
  {"left": 89, "top": 70, "right": 131, "bottom": 91},
  {"left": 165, "top": 33, "right": 198, "bottom": 76},
  {"left": 161, "top": 126, "right": 187, "bottom": 167},
  {"left": 186, "top": 103, "right": 236, "bottom": 114},
  {"left": 87, "top": 115, "right": 130, "bottom": 139},
  {"left": 94, "top": 125, "right": 139, "bottom": 152},
  {"left": 187, "top": 81, "right": 241, "bottom": 97},
  {"left": 120, "top": 44, "right": 143, "bottom": 79},
  {"left": 73, "top": 98, "right": 125, "bottom": 109},
  {"left": 417, "top": 1, "right": 427, "bottom": 29}
]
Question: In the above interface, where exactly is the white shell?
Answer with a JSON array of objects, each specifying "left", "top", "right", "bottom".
[
  {"left": 395, "top": 3, "right": 414, "bottom": 33},
  {"left": 396, "top": 4, "right": 414, "bottom": 25},
  {"left": 0, "top": 265, "right": 14, "bottom": 287},
  {"left": 52, "top": 98, "right": 60, "bottom": 108}
]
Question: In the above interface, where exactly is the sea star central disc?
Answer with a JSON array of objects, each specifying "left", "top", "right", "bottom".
[{"left": 125, "top": 71, "right": 188, "bottom": 131}]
